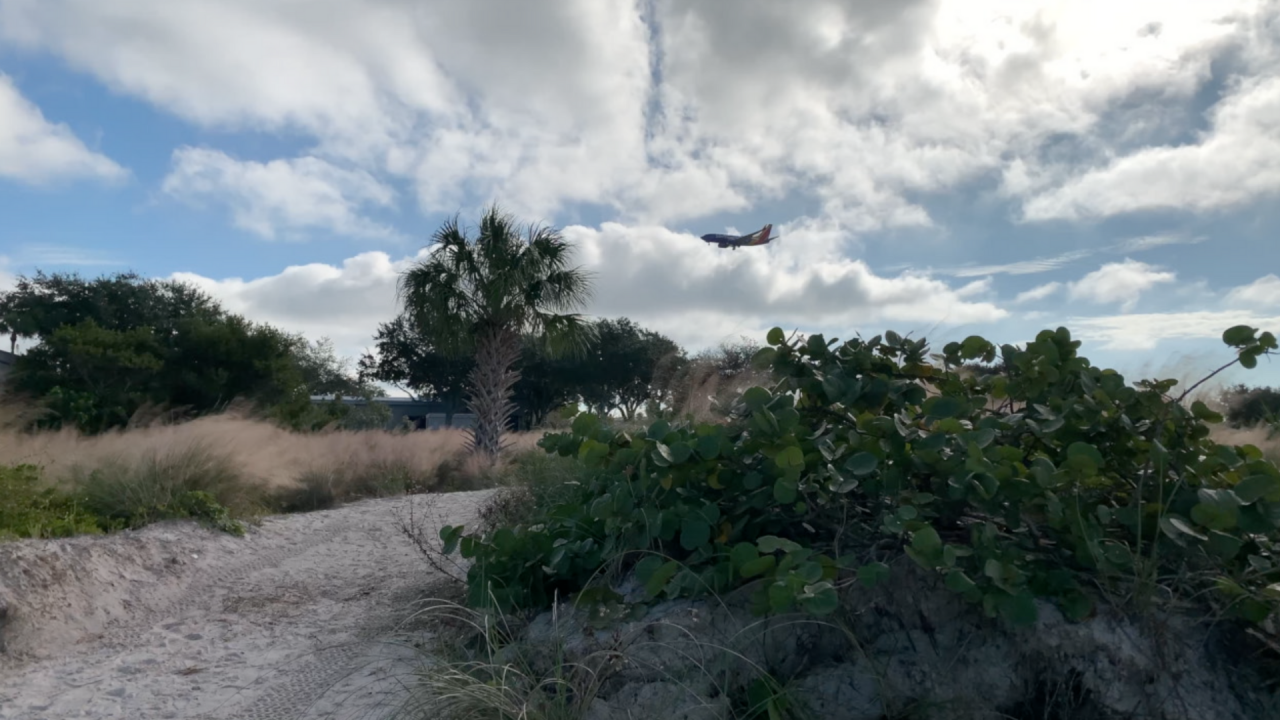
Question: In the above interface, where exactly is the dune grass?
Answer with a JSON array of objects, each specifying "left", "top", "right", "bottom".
[{"left": 0, "top": 403, "right": 544, "bottom": 540}]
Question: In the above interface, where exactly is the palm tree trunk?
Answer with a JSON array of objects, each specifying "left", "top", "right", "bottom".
[{"left": 465, "top": 326, "right": 522, "bottom": 457}]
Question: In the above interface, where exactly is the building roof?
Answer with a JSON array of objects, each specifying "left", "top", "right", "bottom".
[{"left": 308, "top": 395, "right": 450, "bottom": 406}]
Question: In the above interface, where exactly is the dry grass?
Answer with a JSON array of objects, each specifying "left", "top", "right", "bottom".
[
  {"left": 1209, "top": 425, "right": 1280, "bottom": 466},
  {"left": 0, "top": 400, "right": 546, "bottom": 521}
]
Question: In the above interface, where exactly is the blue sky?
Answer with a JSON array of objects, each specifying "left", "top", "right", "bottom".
[{"left": 1, "top": 0, "right": 1279, "bottom": 394}]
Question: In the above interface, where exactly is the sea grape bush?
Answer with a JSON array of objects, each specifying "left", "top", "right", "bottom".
[{"left": 442, "top": 325, "right": 1280, "bottom": 629}]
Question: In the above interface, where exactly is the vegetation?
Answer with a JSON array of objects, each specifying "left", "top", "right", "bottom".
[
  {"left": 0, "top": 414, "right": 541, "bottom": 541},
  {"left": 0, "top": 270, "right": 376, "bottom": 433},
  {"left": 396, "top": 204, "right": 595, "bottom": 457},
  {"left": 442, "top": 324, "right": 1280, "bottom": 636}
]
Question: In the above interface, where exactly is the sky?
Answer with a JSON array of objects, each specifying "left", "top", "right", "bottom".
[{"left": 1, "top": 0, "right": 1279, "bottom": 394}]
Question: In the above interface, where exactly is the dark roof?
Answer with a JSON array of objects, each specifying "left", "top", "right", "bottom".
[{"left": 0, "top": 349, "right": 15, "bottom": 366}]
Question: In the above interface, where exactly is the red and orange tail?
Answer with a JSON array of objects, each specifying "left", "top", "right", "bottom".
[{"left": 748, "top": 224, "right": 773, "bottom": 245}]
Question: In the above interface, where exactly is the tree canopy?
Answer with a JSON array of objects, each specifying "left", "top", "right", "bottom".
[
  {"left": 0, "top": 271, "right": 366, "bottom": 432},
  {"left": 396, "top": 205, "right": 595, "bottom": 455}
]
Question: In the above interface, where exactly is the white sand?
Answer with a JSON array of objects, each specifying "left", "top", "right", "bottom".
[{"left": 0, "top": 491, "right": 493, "bottom": 720}]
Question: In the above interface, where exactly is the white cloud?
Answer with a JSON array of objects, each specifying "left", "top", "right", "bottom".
[
  {"left": 942, "top": 250, "right": 1094, "bottom": 278},
  {"left": 1111, "top": 233, "right": 1205, "bottom": 253},
  {"left": 161, "top": 147, "right": 400, "bottom": 240},
  {"left": 169, "top": 250, "right": 420, "bottom": 359},
  {"left": 1067, "top": 259, "right": 1176, "bottom": 311},
  {"left": 1015, "top": 282, "right": 1062, "bottom": 304},
  {"left": 0, "top": 73, "right": 126, "bottom": 184},
  {"left": 1070, "top": 311, "right": 1280, "bottom": 351},
  {"left": 1224, "top": 274, "right": 1280, "bottom": 309},
  {"left": 1022, "top": 75, "right": 1280, "bottom": 220},
  {"left": 169, "top": 223, "right": 1009, "bottom": 358},
  {"left": 2, "top": 0, "right": 1274, "bottom": 232}
]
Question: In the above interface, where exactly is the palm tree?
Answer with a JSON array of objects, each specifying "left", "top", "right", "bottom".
[{"left": 398, "top": 204, "right": 595, "bottom": 457}]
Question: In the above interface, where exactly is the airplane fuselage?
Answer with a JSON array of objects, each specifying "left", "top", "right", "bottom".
[{"left": 698, "top": 223, "right": 773, "bottom": 250}]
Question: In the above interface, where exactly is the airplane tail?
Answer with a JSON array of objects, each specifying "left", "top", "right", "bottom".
[{"left": 747, "top": 224, "right": 773, "bottom": 246}]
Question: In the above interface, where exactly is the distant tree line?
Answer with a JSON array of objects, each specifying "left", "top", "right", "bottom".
[{"left": 0, "top": 268, "right": 761, "bottom": 436}]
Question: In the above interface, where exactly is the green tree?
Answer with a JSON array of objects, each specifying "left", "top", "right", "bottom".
[
  {"left": 9, "top": 314, "right": 312, "bottom": 432},
  {"left": 1221, "top": 383, "right": 1280, "bottom": 429},
  {"left": 0, "top": 270, "right": 223, "bottom": 348},
  {"left": 358, "top": 313, "right": 474, "bottom": 422},
  {"left": 1, "top": 269, "right": 364, "bottom": 432},
  {"left": 512, "top": 337, "right": 584, "bottom": 429},
  {"left": 397, "top": 205, "right": 595, "bottom": 456},
  {"left": 291, "top": 336, "right": 377, "bottom": 399},
  {"left": 578, "top": 317, "right": 682, "bottom": 419}
]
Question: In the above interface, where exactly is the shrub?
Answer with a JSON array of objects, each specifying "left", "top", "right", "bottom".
[
  {"left": 441, "top": 324, "right": 1280, "bottom": 633},
  {"left": 0, "top": 464, "right": 103, "bottom": 540},
  {"left": 67, "top": 443, "right": 252, "bottom": 535}
]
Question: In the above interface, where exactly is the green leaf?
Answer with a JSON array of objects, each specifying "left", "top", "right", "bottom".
[
  {"left": 644, "top": 560, "right": 680, "bottom": 598},
  {"left": 767, "top": 327, "right": 786, "bottom": 346},
  {"left": 1234, "top": 598, "right": 1274, "bottom": 624},
  {"left": 767, "top": 581, "right": 794, "bottom": 612},
  {"left": 680, "top": 516, "right": 711, "bottom": 551},
  {"left": 844, "top": 451, "right": 879, "bottom": 476},
  {"left": 799, "top": 582, "right": 840, "bottom": 615},
  {"left": 1234, "top": 474, "right": 1280, "bottom": 505},
  {"left": 1240, "top": 351, "right": 1259, "bottom": 369},
  {"left": 571, "top": 412, "right": 601, "bottom": 436},
  {"left": 924, "top": 396, "right": 967, "bottom": 419},
  {"left": 658, "top": 441, "right": 693, "bottom": 465},
  {"left": 1159, "top": 515, "right": 1208, "bottom": 545},
  {"left": 743, "top": 386, "right": 772, "bottom": 410},
  {"left": 1066, "top": 442, "right": 1104, "bottom": 474},
  {"left": 730, "top": 542, "right": 758, "bottom": 570},
  {"left": 757, "top": 535, "right": 802, "bottom": 554},
  {"left": 996, "top": 591, "right": 1038, "bottom": 627},
  {"left": 1060, "top": 591, "right": 1094, "bottom": 622},
  {"left": 945, "top": 569, "right": 977, "bottom": 594},
  {"left": 1223, "top": 325, "right": 1256, "bottom": 346},
  {"left": 775, "top": 445, "right": 805, "bottom": 470},
  {"left": 966, "top": 428, "right": 997, "bottom": 448},
  {"left": 751, "top": 347, "right": 778, "bottom": 369},
  {"left": 1191, "top": 489, "right": 1242, "bottom": 531},
  {"left": 740, "top": 555, "right": 777, "bottom": 579},
  {"left": 1191, "top": 400, "right": 1224, "bottom": 424},
  {"left": 695, "top": 435, "right": 722, "bottom": 460},
  {"left": 646, "top": 419, "right": 671, "bottom": 440},
  {"left": 1207, "top": 531, "right": 1243, "bottom": 561},
  {"left": 858, "top": 562, "right": 890, "bottom": 588},
  {"left": 773, "top": 477, "right": 798, "bottom": 504},
  {"left": 910, "top": 525, "right": 943, "bottom": 563}
]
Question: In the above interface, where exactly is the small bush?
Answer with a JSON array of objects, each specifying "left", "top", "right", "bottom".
[
  {"left": 441, "top": 324, "right": 1280, "bottom": 634},
  {"left": 476, "top": 450, "right": 598, "bottom": 533},
  {"left": 0, "top": 464, "right": 103, "bottom": 540},
  {"left": 66, "top": 443, "right": 253, "bottom": 535}
]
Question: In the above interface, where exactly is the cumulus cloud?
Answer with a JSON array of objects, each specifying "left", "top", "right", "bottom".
[
  {"left": 1224, "top": 274, "right": 1280, "bottom": 309},
  {"left": 1022, "top": 75, "right": 1280, "bottom": 220},
  {"left": 2, "top": 0, "right": 1275, "bottom": 232},
  {"left": 169, "top": 222, "right": 1008, "bottom": 358},
  {"left": 161, "top": 147, "right": 400, "bottom": 240},
  {"left": 1067, "top": 259, "right": 1176, "bottom": 311},
  {"left": 0, "top": 73, "right": 126, "bottom": 184},
  {"left": 169, "top": 250, "right": 421, "bottom": 359}
]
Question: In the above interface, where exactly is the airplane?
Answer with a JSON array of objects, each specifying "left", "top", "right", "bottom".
[{"left": 699, "top": 223, "right": 777, "bottom": 250}]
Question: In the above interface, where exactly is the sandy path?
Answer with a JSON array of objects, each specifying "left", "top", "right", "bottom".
[{"left": 0, "top": 491, "right": 492, "bottom": 720}]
